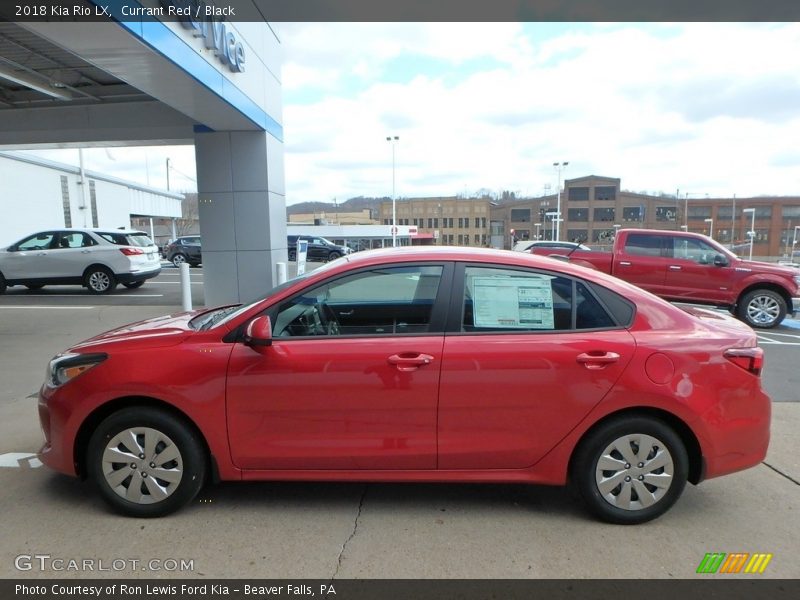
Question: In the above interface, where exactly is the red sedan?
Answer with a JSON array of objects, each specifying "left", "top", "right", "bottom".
[{"left": 38, "top": 247, "right": 770, "bottom": 524}]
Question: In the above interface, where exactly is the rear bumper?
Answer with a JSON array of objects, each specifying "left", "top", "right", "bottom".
[{"left": 118, "top": 267, "right": 161, "bottom": 284}]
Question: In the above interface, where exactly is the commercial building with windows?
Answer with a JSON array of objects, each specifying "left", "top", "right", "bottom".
[{"left": 379, "top": 196, "right": 492, "bottom": 247}]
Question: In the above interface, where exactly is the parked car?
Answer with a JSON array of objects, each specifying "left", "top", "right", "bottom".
[
  {"left": 0, "top": 228, "right": 160, "bottom": 294},
  {"left": 164, "top": 236, "right": 202, "bottom": 267},
  {"left": 287, "top": 235, "right": 351, "bottom": 262},
  {"left": 513, "top": 240, "right": 591, "bottom": 253},
  {"left": 38, "top": 247, "right": 770, "bottom": 523},
  {"left": 531, "top": 228, "right": 800, "bottom": 329}
]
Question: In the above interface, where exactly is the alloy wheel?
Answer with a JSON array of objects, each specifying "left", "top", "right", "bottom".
[
  {"left": 88, "top": 271, "right": 111, "bottom": 292},
  {"left": 746, "top": 295, "right": 780, "bottom": 325}
]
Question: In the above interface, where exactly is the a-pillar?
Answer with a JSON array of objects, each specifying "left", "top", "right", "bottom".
[{"left": 194, "top": 130, "right": 286, "bottom": 307}]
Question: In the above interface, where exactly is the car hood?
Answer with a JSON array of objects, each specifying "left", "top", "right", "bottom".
[
  {"left": 69, "top": 311, "right": 201, "bottom": 352},
  {"left": 735, "top": 258, "right": 798, "bottom": 277}
]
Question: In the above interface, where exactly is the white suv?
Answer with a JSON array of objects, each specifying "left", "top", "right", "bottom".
[{"left": 0, "top": 228, "right": 161, "bottom": 294}]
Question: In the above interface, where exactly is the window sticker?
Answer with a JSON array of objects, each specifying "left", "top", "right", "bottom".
[{"left": 471, "top": 276, "right": 555, "bottom": 329}]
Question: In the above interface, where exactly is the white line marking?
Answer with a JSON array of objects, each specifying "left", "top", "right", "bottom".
[
  {"left": 7, "top": 294, "right": 165, "bottom": 298},
  {"left": 152, "top": 282, "right": 204, "bottom": 285},
  {"left": 756, "top": 331, "right": 800, "bottom": 338},
  {"left": 0, "top": 453, "right": 42, "bottom": 468},
  {"left": 0, "top": 306, "right": 97, "bottom": 309}
]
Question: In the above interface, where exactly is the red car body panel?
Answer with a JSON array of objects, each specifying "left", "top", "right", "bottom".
[
  {"left": 532, "top": 228, "right": 799, "bottom": 310},
  {"left": 38, "top": 247, "right": 770, "bottom": 491}
]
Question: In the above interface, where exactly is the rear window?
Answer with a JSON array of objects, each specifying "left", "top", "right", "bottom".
[{"left": 98, "top": 232, "right": 154, "bottom": 247}]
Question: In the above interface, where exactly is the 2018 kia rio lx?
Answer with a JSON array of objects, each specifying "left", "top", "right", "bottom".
[{"left": 37, "top": 247, "right": 770, "bottom": 524}]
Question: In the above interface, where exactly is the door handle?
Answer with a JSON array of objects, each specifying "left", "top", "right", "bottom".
[
  {"left": 36, "top": 252, "right": 47, "bottom": 256},
  {"left": 387, "top": 353, "right": 434, "bottom": 372},
  {"left": 668, "top": 265, "right": 682, "bottom": 271},
  {"left": 576, "top": 351, "right": 620, "bottom": 370},
  {"left": 337, "top": 310, "right": 354, "bottom": 316},
  {"left": 619, "top": 261, "right": 631, "bottom": 266},
  {"left": 81, "top": 250, "right": 91, "bottom": 254}
]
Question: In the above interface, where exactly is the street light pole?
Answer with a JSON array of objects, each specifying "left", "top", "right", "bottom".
[
  {"left": 386, "top": 135, "right": 399, "bottom": 247},
  {"left": 743, "top": 208, "right": 755, "bottom": 261},
  {"left": 704, "top": 218, "right": 713, "bottom": 239},
  {"left": 792, "top": 225, "right": 800, "bottom": 259},
  {"left": 553, "top": 161, "right": 568, "bottom": 241},
  {"left": 534, "top": 222, "right": 542, "bottom": 240}
]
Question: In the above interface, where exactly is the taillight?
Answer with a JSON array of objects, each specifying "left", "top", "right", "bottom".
[
  {"left": 119, "top": 247, "right": 144, "bottom": 256},
  {"left": 724, "top": 347, "right": 764, "bottom": 376}
]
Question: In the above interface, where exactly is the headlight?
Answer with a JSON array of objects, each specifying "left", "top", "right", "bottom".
[{"left": 46, "top": 353, "right": 107, "bottom": 388}]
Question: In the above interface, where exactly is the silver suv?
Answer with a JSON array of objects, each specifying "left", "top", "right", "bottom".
[{"left": 0, "top": 228, "right": 161, "bottom": 294}]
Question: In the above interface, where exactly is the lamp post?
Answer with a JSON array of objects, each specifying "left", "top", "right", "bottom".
[
  {"left": 553, "top": 161, "right": 568, "bottom": 241},
  {"left": 792, "top": 225, "right": 800, "bottom": 259},
  {"left": 534, "top": 222, "right": 542, "bottom": 240},
  {"left": 545, "top": 211, "right": 557, "bottom": 240},
  {"left": 704, "top": 218, "right": 713, "bottom": 239},
  {"left": 743, "top": 208, "right": 755, "bottom": 261},
  {"left": 386, "top": 135, "right": 399, "bottom": 247}
]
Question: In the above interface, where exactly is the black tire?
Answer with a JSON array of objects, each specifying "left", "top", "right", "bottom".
[
  {"left": 171, "top": 253, "right": 188, "bottom": 267},
  {"left": 0, "top": 273, "right": 6, "bottom": 295},
  {"left": 122, "top": 281, "right": 145, "bottom": 289},
  {"left": 25, "top": 284, "right": 45, "bottom": 290},
  {"left": 571, "top": 416, "right": 688, "bottom": 525},
  {"left": 327, "top": 251, "right": 341, "bottom": 261},
  {"left": 87, "top": 407, "right": 206, "bottom": 518},
  {"left": 288, "top": 249, "right": 296, "bottom": 262},
  {"left": 737, "top": 289, "right": 786, "bottom": 329},
  {"left": 84, "top": 266, "right": 117, "bottom": 294}
]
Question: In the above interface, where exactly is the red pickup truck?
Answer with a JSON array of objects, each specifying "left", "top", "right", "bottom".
[{"left": 531, "top": 228, "right": 800, "bottom": 329}]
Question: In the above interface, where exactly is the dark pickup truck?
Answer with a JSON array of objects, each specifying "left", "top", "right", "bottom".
[{"left": 532, "top": 228, "right": 800, "bottom": 329}]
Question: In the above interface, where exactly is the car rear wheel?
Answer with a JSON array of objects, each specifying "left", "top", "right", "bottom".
[
  {"left": 572, "top": 416, "right": 688, "bottom": 524},
  {"left": 171, "top": 253, "right": 188, "bottom": 267},
  {"left": 87, "top": 407, "right": 206, "bottom": 517},
  {"left": 737, "top": 289, "right": 786, "bottom": 329},
  {"left": 84, "top": 267, "right": 117, "bottom": 294},
  {"left": 327, "top": 251, "right": 341, "bottom": 261},
  {"left": 122, "top": 281, "right": 144, "bottom": 289}
]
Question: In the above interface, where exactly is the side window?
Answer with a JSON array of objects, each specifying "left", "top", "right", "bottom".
[
  {"left": 671, "top": 238, "right": 716, "bottom": 264},
  {"left": 272, "top": 265, "right": 444, "bottom": 337},
  {"left": 17, "top": 233, "right": 56, "bottom": 251},
  {"left": 461, "top": 267, "right": 617, "bottom": 332},
  {"left": 624, "top": 234, "right": 663, "bottom": 257},
  {"left": 56, "top": 232, "right": 94, "bottom": 249}
]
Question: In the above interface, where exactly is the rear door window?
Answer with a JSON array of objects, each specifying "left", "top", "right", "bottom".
[{"left": 624, "top": 234, "right": 664, "bottom": 257}]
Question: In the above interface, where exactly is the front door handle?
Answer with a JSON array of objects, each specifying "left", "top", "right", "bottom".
[
  {"left": 668, "top": 265, "right": 682, "bottom": 271},
  {"left": 387, "top": 353, "right": 434, "bottom": 372},
  {"left": 619, "top": 261, "right": 631, "bottom": 266},
  {"left": 576, "top": 351, "right": 620, "bottom": 370}
]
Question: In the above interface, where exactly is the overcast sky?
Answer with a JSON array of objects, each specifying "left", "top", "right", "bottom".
[{"left": 16, "top": 22, "right": 800, "bottom": 204}]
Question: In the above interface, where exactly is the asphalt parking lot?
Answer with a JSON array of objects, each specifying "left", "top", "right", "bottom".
[{"left": 0, "top": 274, "right": 798, "bottom": 579}]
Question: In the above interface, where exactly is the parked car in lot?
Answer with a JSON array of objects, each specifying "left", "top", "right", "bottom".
[
  {"left": 513, "top": 240, "right": 591, "bottom": 253},
  {"left": 164, "top": 236, "right": 202, "bottom": 267},
  {"left": 0, "top": 228, "right": 160, "bottom": 294},
  {"left": 37, "top": 247, "right": 770, "bottom": 523},
  {"left": 287, "top": 235, "right": 351, "bottom": 262},
  {"left": 532, "top": 228, "right": 800, "bottom": 329}
]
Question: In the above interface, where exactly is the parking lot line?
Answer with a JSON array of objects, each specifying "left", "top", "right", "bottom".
[
  {"left": 6, "top": 294, "right": 164, "bottom": 298},
  {"left": 0, "top": 306, "right": 97, "bottom": 309}
]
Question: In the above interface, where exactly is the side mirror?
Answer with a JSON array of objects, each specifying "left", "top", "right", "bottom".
[
  {"left": 713, "top": 254, "right": 729, "bottom": 267},
  {"left": 244, "top": 316, "right": 273, "bottom": 352}
]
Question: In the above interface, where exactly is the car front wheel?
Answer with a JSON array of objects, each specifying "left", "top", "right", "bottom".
[
  {"left": 84, "top": 267, "right": 117, "bottom": 294},
  {"left": 171, "top": 253, "right": 188, "bottom": 267},
  {"left": 572, "top": 416, "right": 688, "bottom": 524},
  {"left": 87, "top": 407, "right": 206, "bottom": 517},
  {"left": 327, "top": 251, "right": 341, "bottom": 261},
  {"left": 737, "top": 289, "right": 786, "bottom": 329}
]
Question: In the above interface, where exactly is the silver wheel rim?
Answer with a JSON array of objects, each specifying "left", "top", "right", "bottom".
[
  {"left": 746, "top": 295, "right": 780, "bottom": 325},
  {"left": 102, "top": 427, "right": 183, "bottom": 505},
  {"left": 595, "top": 433, "right": 674, "bottom": 511},
  {"left": 172, "top": 254, "right": 186, "bottom": 266},
  {"left": 88, "top": 271, "right": 110, "bottom": 292}
]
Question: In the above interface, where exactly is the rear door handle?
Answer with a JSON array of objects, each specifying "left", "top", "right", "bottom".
[
  {"left": 576, "top": 351, "right": 620, "bottom": 370},
  {"left": 387, "top": 353, "right": 434, "bottom": 372},
  {"left": 619, "top": 261, "right": 631, "bottom": 266},
  {"left": 668, "top": 265, "right": 682, "bottom": 271}
]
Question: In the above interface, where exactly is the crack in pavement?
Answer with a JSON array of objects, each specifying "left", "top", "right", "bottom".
[
  {"left": 329, "top": 484, "right": 368, "bottom": 584},
  {"left": 762, "top": 461, "right": 800, "bottom": 486}
]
